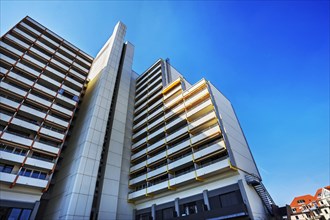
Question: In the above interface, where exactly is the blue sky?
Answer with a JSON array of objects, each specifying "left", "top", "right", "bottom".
[{"left": 1, "top": 1, "right": 329, "bottom": 206}]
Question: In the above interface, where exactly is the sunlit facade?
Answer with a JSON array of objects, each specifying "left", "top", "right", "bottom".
[{"left": 0, "top": 16, "right": 276, "bottom": 220}]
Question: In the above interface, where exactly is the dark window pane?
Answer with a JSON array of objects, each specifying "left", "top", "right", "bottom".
[
  {"left": 3, "top": 165, "right": 13, "bottom": 173},
  {"left": 220, "top": 192, "right": 239, "bottom": 207},
  {"left": 31, "top": 171, "right": 40, "bottom": 178},
  {"left": 39, "top": 172, "right": 47, "bottom": 180},
  {"left": 23, "top": 169, "right": 32, "bottom": 177},
  {"left": 8, "top": 208, "right": 21, "bottom": 220},
  {"left": 20, "top": 209, "right": 32, "bottom": 220},
  {"left": 19, "top": 168, "right": 25, "bottom": 175}
]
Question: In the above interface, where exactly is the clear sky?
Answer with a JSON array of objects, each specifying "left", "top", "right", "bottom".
[{"left": 1, "top": 1, "right": 329, "bottom": 206}]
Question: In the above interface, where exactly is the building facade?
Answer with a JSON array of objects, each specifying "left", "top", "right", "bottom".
[
  {"left": 290, "top": 186, "right": 330, "bottom": 220},
  {"left": 1, "top": 16, "right": 276, "bottom": 220}
]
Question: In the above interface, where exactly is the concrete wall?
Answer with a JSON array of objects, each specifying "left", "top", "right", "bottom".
[
  {"left": 41, "top": 21, "right": 127, "bottom": 220},
  {"left": 208, "top": 82, "right": 261, "bottom": 179},
  {"left": 97, "top": 42, "right": 135, "bottom": 219}
]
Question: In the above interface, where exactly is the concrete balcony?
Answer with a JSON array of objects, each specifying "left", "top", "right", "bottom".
[
  {"left": 148, "top": 139, "right": 166, "bottom": 153},
  {"left": 167, "top": 139, "right": 191, "bottom": 157},
  {"left": 39, "top": 127, "right": 65, "bottom": 140},
  {"left": 188, "top": 111, "right": 217, "bottom": 134},
  {"left": 0, "top": 150, "right": 25, "bottom": 164},
  {"left": 135, "top": 94, "right": 148, "bottom": 107},
  {"left": 57, "top": 93, "right": 77, "bottom": 107},
  {"left": 186, "top": 99, "right": 213, "bottom": 121},
  {"left": 45, "top": 66, "right": 65, "bottom": 79},
  {"left": 148, "top": 115, "right": 164, "bottom": 131},
  {"left": 6, "top": 34, "right": 29, "bottom": 49},
  {"left": 73, "top": 62, "right": 89, "bottom": 74},
  {"left": 134, "top": 108, "right": 147, "bottom": 123},
  {"left": 164, "top": 94, "right": 183, "bottom": 109},
  {"left": 147, "top": 90, "right": 162, "bottom": 105},
  {"left": 52, "top": 59, "right": 69, "bottom": 72},
  {"left": 147, "top": 180, "right": 168, "bottom": 194},
  {"left": 164, "top": 84, "right": 182, "bottom": 101},
  {"left": 132, "top": 127, "right": 147, "bottom": 141},
  {"left": 128, "top": 188, "right": 146, "bottom": 200},
  {"left": 134, "top": 99, "right": 147, "bottom": 114},
  {"left": 70, "top": 69, "right": 86, "bottom": 81},
  {"left": 166, "top": 126, "right": 189, "bottom": 143},
  {"left": 46, "top": 115, "right": 69, "bottom": 128},
  {"left": 133, "top": 117, "right": 147, "bottom": 131},
  {"left": 0, "top": 113, "right": 11, "bottom": 123},
  {"left": 131, "top": 137, "right": 147, "bottom": 151},
  {"left": 0, "top": 172, "right": 16, "bottom": 184},
  {"left": 131, "top": 148, "right": 147, "bottom": 161},
  {"left": 0, "top": 42, "right": 24, "bottom": 57},
  {"left": 166, "top": 114, "right": 186, "bottom": 132},
  {"left": 65, "top": 76, "right": 83, "bottom": 88},
  {"left": 52, "top": 104, "right": 73, "bottom": 116},
  {"left": 148, "top": 126, "right": 165, "bottom": 143},
  {"left": 148, "top": 106, "right": 163, "bottom": 121},
  {"left": 36, "top": 40, "right": 55, "bottom": 54},
  {"left": 164, "top": 103, "right": 185, "bottom": 120},
  {"left": 147, "top": 150, "right": 167, "bottom": 165},
  {"left": 33, "top": 141, "right": 59, "bottom": 155},
  {"left": 13, "top": 27, "right": 36, "bottom": 42},
  {"left": 148, "top": 69, "right": 162, "bottom": 84},
  {"left": 0, "top": 97, "right": 20, "bottom": 109},
  {"left": 27, "top": 94, "right": 51, "bottom": 107},
  {"left": 195, "top": 159, "right": 230, "bottom": 178},
  {"left": 59, "top": 46, "right": 75, "bottom": 58},
  {"left": 130, "top": 160, "right": 147, "bottom": 173},
  {"left": 147, "top": 166, "right": 167, "bottom": 180},
  {"left": 135, "top": 86, "right": 148, "bottom": 101},
  {"left": 56, "top": 51, "right": 72, "bottom": 64},
  {"left": 184, "top": 87, "right": 209, "bottom": 108},
  {"left": 16, "top": 62, "right": 40, "bottom": 77},
  {"left": 168, "top": 154, "right": 193, "bottom": 171},
  {"left": 34, "top": 83, "right": 56, "bottom": 97},
  {"left": 183, "top": 79, "right": 207, "bottom": 98},
  {"left": 191, "top": 126, "right": 221, "bottom": 146},
  {"left": 25, "top": 157, "right": 54, "bottom": 170},
  {"left": 148, "top": 84, "right": 162, "bottom": 100},
  {"left": 11, "top": 117, "right": 39, "bottom": 132},
  {"left": 194, "top": 140, "right": 226, "bottom": 162},
  {"left": 148, "top": 76, "right": 162, "bottom": 90},
  {"left": 0, "top": 53, "right": 16, "bottom": 64},
  {"left": 148, "top": 98, "right": 163, "bottom": 112},
  {"left": 24, "top": 55, "right": 46, "bottom": 69},
  {"left": 129, "top": 174, "right": 146, "bottom": 186},
  {"left": 62, "top": 85, "right": 80, "bottom": 97},
  {"left": 16, "top": 175, "right": 48, "bottom": 188},
  {"left": 30, "top": 47, "right": 50, "bottom": 61},
  {"left": 7, "top": 71, "right": 34, "bottom": 87},
  {"left": 169, "top": 170, "right": 196, "bottom": 187},
  {"left": 76, "top": 56, "right": 91, "bottom": 67},
  {"left": 42, "top": 35, "right": 60, "bottom": 48},
  {"left": 1, "top": 82, "right": 27, "bottom": 97},
  {"left": 1, "top": 132, "right": 33, "bottom": 147}
]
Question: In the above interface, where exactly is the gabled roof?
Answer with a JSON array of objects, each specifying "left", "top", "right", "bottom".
[
  {"left": 290, "top": 195, "right": 315, "bottom": 208},
  {"left": 314, "top": 186, "right": 330, "bottom": 199}
]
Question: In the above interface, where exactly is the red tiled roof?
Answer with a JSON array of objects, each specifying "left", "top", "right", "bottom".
[
  {"left": 314, "top": 185, "right": 330, "bottom": 199},
  {"left": 290, "top": 195, "right": 315, "bottom": 208}
]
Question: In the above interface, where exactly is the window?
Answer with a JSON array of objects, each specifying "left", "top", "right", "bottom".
[
  {"left": 184, "top": 202, "right": 197, "bottom": 215},
  {"left": 220, "top": 192, "right": 239, "bottom": 207},
  {"left": 162, "top": 207, "right": 174, "bottom": 220},
  {"left": 295, "top": 216, "right": 299, "bottom": 220},
  {"left": 324, "top": 209, "right": 328, "bottom": 214},
  {"left": 6, "top": 208, "right": 32, "bottom": 220},
  {"left": 297, "top": 199, "right": 305, "bottom": 204},
  {"left": 292, "top": 208, "right": 296, "bottom": 212},
  {"left": 0, "top": 163, "right": 14, "bottom": 173},
  {"left": 19, "top": 168, "right": 47, "bottom": 179}
]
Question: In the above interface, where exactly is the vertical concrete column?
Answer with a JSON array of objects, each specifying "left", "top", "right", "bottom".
[
  {"left": 203, "top": 190, "right": 210, "bottom": 211},
  {"left": 151, "top": 204, "right": 156, "bottom": 220},
  {"left": 175, "top": 198, "right": 180, "bottom": 217},
  {"left": 30, "top": 201, "right": 40, "bottom": 220}
]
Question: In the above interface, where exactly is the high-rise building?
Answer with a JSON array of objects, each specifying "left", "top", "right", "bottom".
[{"left": 0, "top": 16, "right": 276, "bottom": 220}]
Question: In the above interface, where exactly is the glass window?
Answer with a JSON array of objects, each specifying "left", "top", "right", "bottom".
[
  {"left": 184, "top": 202, "right": 197, "bottom": 215},
  {"left": 39, "top": 172, "right": 47, "bottom": 180},
  {"left": 20, "top": 209, "right": 32, "bottom": 220},
  {"left": 19, "top": 168, "right": 25, "bottom": 175},
  {"left": 3, "top": 165, "right": 13, "bottom": 173},
  {"left": 31, "top": 171, "right": 40, "bottom": 178},
  {"left": 23, "top": 169, "right": 32, "bottom": 177},
  {"left": 220, "top": 192, "right": 239, "bottom": 207},
  {"left": 8, "top": 208, "right": 21, "bottom": 220}
]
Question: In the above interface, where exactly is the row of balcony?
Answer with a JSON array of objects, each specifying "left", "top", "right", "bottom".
[
  {"left": 136, "top": 61, "right": 162, "bottom": 90},
  {"left": 129, "top": 140, "right": 226, "bottom": 186},
  {"left": 131, "top": 96, "right": 215, "bottom": 153},
  {"left": 0, "top": 113, "right": 65, "bottom": 141},
  {"left": 128, "top": 158, "right": 231, "bottom": 201},
  {"left": 130, "top": 125, "right": 222, "bottom": 173},
  {"left": 0, "top": 96, "right": 69, "bottom": 128},
  {"left": 0, "top": 171, "right": 48, "bottom": 188},
  {"left": 1, "top": 38, "right": 87, "bottom": 83},
  {"left": 1, "top": 132, "right": 60, "bottom": 155},
  {"left": 0, "top": 150, "right": 54, "bottom": 170},
  {"left": 17, "top": 19, "right": 92, "bottom": 69},
  {"left": 0, "top": 81, "right": 74, "bottom": 117},
  {"left": 135, "top": 69, "right": 162, "bottom": 99}
]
